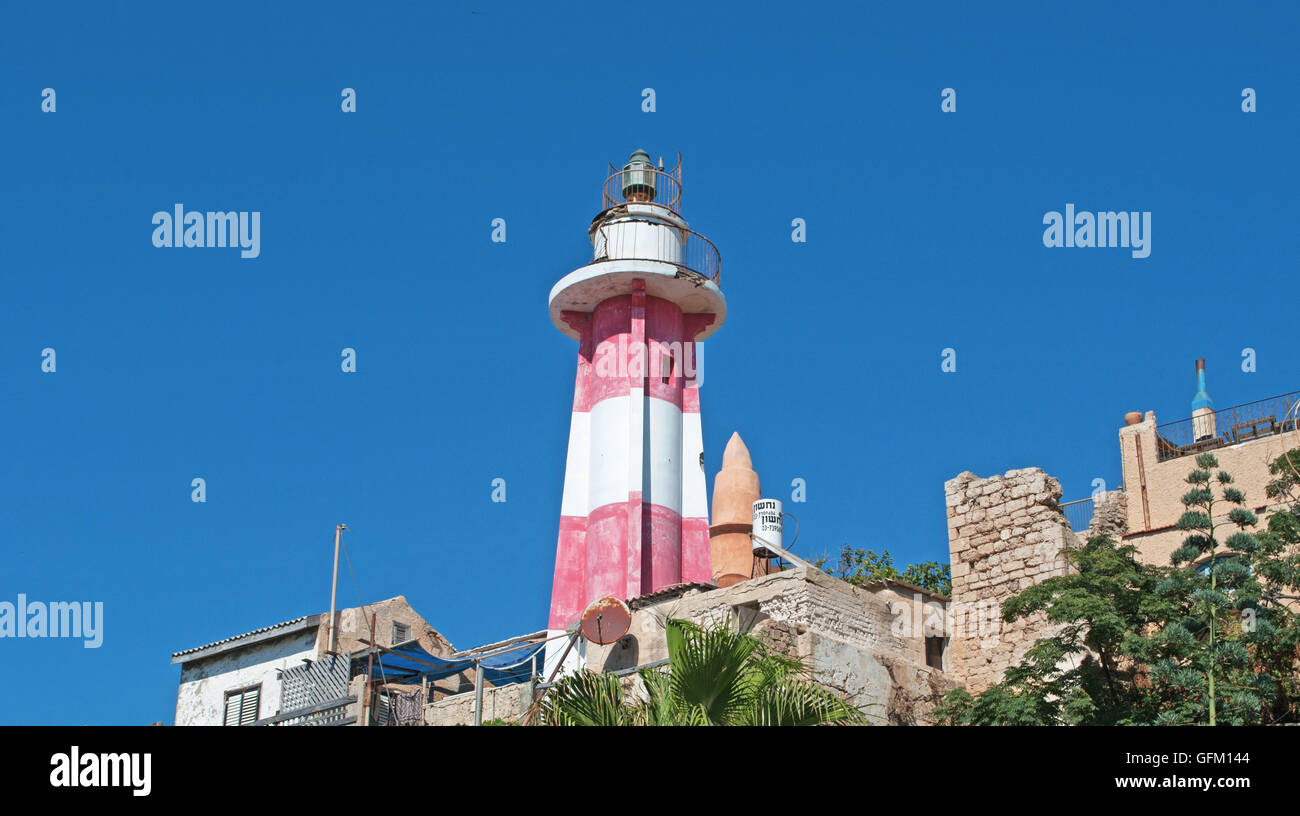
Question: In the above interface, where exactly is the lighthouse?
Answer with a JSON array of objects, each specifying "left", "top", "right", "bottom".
[{"left": 545, "top": 151, "right": 726, "bottom": 668}]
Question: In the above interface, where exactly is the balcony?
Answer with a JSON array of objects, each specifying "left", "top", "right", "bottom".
[
  {"left": 591, "top": 218, "right": 721, "bottom": 286},
  {"left": 1155, "top": 391, "right": 1300, "bottom": 463}
]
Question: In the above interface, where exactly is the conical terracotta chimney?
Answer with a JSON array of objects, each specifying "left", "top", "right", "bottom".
[{"left": 709, "top": 432, "right": 762, "bottom": 587}]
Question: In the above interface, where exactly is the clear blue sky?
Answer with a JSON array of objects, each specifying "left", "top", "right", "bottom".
[{"left": 2, "top": 2, "right": 1296, "bottom": 724}]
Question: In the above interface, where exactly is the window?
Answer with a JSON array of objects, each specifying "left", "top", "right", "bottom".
[
  {"left": 392, "top": 622, "right": 410, "bottom": 644},
  {"left": 731, "top": 601, "right": 766, "bottom": 630},
  {"left": 925, "top": 636, "right": 947, "bottom": 670},
  {"left": 1196, "top": 555, "right": 1248, "bottom": 579},
  {"left": 223, "top": 685, "right": 261, "bottom": 726}
]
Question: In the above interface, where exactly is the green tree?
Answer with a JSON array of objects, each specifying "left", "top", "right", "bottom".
[
  {"left": 933, "top": 533, "right": 1170, "bottom": 725},
  {"left": 536, "top": 618, "right": 866, "bottom": 726},
  {"left": 1160, "top": 452, "right": 1265, "bottom": 725},
  {"left": 817, "top": 546, "right": 952, "bottom": 597}
]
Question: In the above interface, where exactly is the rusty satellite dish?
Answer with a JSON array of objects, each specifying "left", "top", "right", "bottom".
[{"left": 579, "top": 596, "right": 632, "bottom": 645}]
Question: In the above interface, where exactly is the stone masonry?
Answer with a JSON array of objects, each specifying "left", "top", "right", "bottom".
[
  {"left": 411, "top": 568, "right": 958, "bottom": 726},
  {"left": 945, "top": 468, "right": 1079, "bottom": 694},
  {"left": 583, "top": 568, "right": 958, "bottom": 725},
  {"left": 1088, "top": 490, "right": 1129, "bottom": 540}
]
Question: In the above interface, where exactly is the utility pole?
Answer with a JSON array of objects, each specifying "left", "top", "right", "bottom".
[
  {"left": 327, "top": 523, "right": 346, "bottom": 655},
  {"left": 473, "top": 660, "right": 485, "bottom": 726},
  {"left": 363, "top": 612, "right": 376, "bottom": 726}
]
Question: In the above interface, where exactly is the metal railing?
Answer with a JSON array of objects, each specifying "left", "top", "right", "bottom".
[
  {"left": 592, "top": 220, "right": 721, "bottom": 285},
  {"left": 602, "top": 165, "right": 682, "bottom": 214},
  {"left": 1155, "top": 391, "right": 1300, "bottom": 463},
  {"left": 1059, "top": 497, "right": 1095, "bottom": 533},
  {"left": 251, "top": 695, "right": 356, "bottom": 726}
]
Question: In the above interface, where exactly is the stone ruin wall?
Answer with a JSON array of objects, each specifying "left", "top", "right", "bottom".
[{"left": 945, "top": 468, "right": 1080, "bottom": 694}]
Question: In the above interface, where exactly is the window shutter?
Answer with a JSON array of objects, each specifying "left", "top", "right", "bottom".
[
  {"left": 224, "top": 693, "right": 241, "bottom": 726},
  {"left": 224, "top": 686, "right": 261, "bottom": 726},
  {"left": 392, "top": 622, "right": 410, "bottom": 644},
  {"left": 240, "top": 688, "right": 260, "bottom": 724}
]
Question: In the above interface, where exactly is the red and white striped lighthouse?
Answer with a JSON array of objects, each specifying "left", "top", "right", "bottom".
[{"left": 545, "top": 151, "right": 726, "bottom": 667}]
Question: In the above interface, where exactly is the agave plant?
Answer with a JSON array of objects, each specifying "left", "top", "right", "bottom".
[{"left": 538, "top": 618, "right": 865, "bottom": 726}]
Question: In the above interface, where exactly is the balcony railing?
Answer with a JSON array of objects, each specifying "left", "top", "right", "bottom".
[
  {"left": 592, "top": 219, "right": 721, "bottom": 285},
  {"left": 1155, "top": 391, "right": 1300, "bottom": 463},
  {"left": 602, "top": 163, "right": 683, "bottom": 214},
  {"left": 1059, "top": 497, "right": 1095, "bottom": 533},
  {"left": 1060, "top": 486, "right": 1125, "bottom": 533},
  {"left": 250, "top": 695, "right": 356, "bottom": 726}
]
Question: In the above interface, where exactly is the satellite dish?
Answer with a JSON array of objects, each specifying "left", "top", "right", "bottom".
[{"left": 579, "top": 597, "right": 631, "bottom": 645}]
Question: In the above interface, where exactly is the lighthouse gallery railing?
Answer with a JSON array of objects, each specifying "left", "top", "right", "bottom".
[{"left": 591, "top": 220, "right": 721, "bottom": 286}]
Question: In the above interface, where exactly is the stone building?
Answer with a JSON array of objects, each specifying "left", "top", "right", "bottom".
[
  {"left": 940, "top": 360, "right": 1298, "bottom": 695},
  {"left": 1118, "top": 374, "right": 1298, "bottom": 567}
]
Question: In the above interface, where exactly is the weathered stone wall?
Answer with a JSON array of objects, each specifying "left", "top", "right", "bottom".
[
  {"left": 391, "top": 570, "right": 959, "bottom": 726},
  {"left": 587, "top": 569, "right": 914, "bottom": 669},
  {"left": 327, "top": 595, "right": 454, "bottom": 657},
  {"left": 423, "top": 680, "right": 534, "bottom": 726},
  {"left": 1088, "top": 490, "right": 1128, "bottom": 540},
  {"left": 945, "top": 468, "right": 1078, "bottom": 694},
  {"left": 585, "top": 568, "right": 957, "bottom": 725}
]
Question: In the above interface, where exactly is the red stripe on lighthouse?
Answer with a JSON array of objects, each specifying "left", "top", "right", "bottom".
[
  {"left": 548, "top": 515, "right": 588, "bottom": 630},
  {"left": 563, "top": 311, "right": 594, "bottom": 412},
  {"left": 585, "top": 501, "right": 629, "bottom": 603},
  {"left": 681, "top": 517, "right": 712, "bottom": 584},
  {"left": 645, "top": 502, "right": 684, "bottom": 591},
  {"left": 589, "top": 297, "right": 632, "bottom": 405},
  {"left": 682, "top": 380, "right": 700, "bottom": 413}
]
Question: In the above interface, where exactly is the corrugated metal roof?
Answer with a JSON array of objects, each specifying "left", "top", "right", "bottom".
[
  {"left": 171, "top": 614, "right": 320, "bottom": 661},
  {"left": 628, "top": 582, "right": 715, "bottom": 609},
  {"left": 857, "top": 577, "right": 950, "bottom": 602}
]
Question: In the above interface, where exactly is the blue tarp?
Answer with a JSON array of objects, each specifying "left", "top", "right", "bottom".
[{"left": 361, "top": 640, "right": 545, "bottom": 687}]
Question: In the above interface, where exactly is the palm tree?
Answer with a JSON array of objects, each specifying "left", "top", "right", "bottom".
[{"left": 537, "top": 618, "right": 866, "bottom": 726}]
